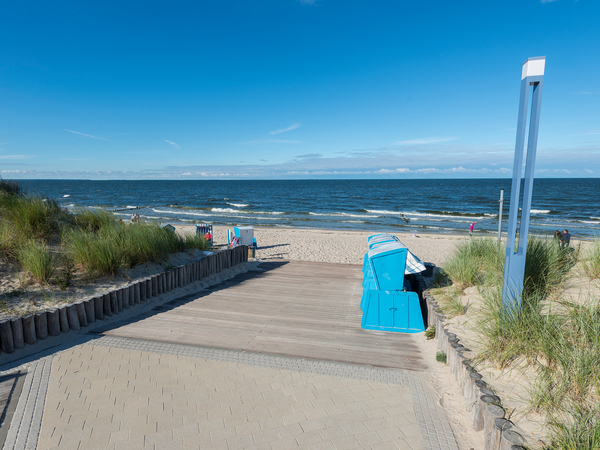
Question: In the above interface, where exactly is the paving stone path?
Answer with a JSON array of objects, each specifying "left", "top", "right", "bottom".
[{"left": 3, "top": 336, "right": 458, "bottom": 450}]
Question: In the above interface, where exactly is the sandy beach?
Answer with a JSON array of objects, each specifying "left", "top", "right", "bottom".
[{"left": 195, "top": 225, "right": 466, "bottom": 267}]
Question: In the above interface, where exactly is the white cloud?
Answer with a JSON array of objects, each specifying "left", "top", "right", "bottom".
[
  {"left": 396, "top": 137, "right": 458, "bottom": 145},
  {"left": 541, "top": 0, "right": 558, "bottom": 3},
  {"left": 270, "top": 123, "right": 301, "bottom": 135},
  {"left": 0, "top": 155, "right": 30, "bottom": 159},
  {"left": 165, "top": 140, "right": 180, "bottom": 149},
  {"left": 65, "top": 129, "right": 108, "bottom": 140},
  {"left": 295, "top": 153, "right": 322, "bottom": 159},
  {"left": 236, "top": 139, "right": 300, "bottom": 145}
]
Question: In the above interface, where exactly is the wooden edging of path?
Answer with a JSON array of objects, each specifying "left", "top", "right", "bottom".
[
  {"left": 0, "top": 246, "right": 249, "bottom": 358},
  {"left": 418, "top": 276, "right": 527, "bottom": 450}
]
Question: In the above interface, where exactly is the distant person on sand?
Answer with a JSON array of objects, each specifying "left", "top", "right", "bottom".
[
  {"left": 554, "top": 230, "right": 562, "bottom": 243},
  {"left": 560, "top": 229, "right": 571, "bottom": 248},
  {"left": 469, "top": 222, "right": 476, "bottom": 236}
]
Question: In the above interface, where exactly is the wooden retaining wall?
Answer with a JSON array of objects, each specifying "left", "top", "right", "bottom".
[
  {"left": 0, "top": 246, "right": 248, "bottom": 357},
  {"left": 417, "top": 276, "right": 527, "bottom": 450}
]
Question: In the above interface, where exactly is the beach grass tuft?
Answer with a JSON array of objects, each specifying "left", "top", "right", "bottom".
[
  {"left": 17, "top": 240, "right": 57, "bottom": 284},
  {"left": 582, "top": 239, "right": 600, "bottom": 280}
]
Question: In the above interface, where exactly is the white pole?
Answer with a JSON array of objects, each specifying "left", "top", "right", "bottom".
[{"left": 497, "top": 189, "right": 504, "bottom": 245}]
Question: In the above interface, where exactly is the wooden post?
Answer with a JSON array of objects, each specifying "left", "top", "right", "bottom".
[
  {"left": 110, "top": 291, "right": 118, "bottom": 315},
  {"left": 103, "top": 293, "right": 112, "bottom": 317},
  {"left": 134, "top": 282, "right": 140, "bottom": 304},
  {"left": 0, "top": 320, "right": 14, "bottom": 353},
  {"left": 152, "top": 275, "right": 157, "bottom": 297},
  {"left": 47, "top": 309, "right": 61, "bottom": 336},
  {"left": 157, "top": 273, "right": 163, "bottom": 295},
  {"left": 484, "top": 414, "right": 513, "bottom": 450},
  {"left": 473, "top": 393, "right": 501, "bottom": 431},
  {"left": 178, "top": 267, "right": 183, "bottom": 287},
  {"left": 76, "top": 302, "right": 88, "bottom": 327},
  {"left": 467, "top": 372, "right": 483, "bottom": 409},
  {"left": 138, "top": 280, "right": 146, "bottom": 302},
  {"left": 59, "top": 306, "right": 70, "bottom": 332},
  {"left": 120, "top": 287, "right": 128, "bottom": 309},
  {"left": 116, "top": 288, "right": 124, "bottom": 312},
  {"left": 94, "top": 295, "right": 104, "bottom": 321},
  {"left": 483, "top": 406, "right": 506, "bottom": 450},
  {"left": 22, "top": 314, "right": 36, "bottom": 345},
  {"left": 84, "top": 298, "right": 95, "bottom": 323},
  {"left": 67, "top": 304, "right": 81, "bottom": 331},
  {"left": 500, "top": 430, "right": 525, "bottom": 450},
  {"left": 35, "top": 311, "right": 48, "bottom": 340},
  {"left": 10, "top": 318, "right": 24, "bottom": 350}
]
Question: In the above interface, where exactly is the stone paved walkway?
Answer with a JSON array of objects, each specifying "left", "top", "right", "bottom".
[{"left": 3, "top": 336, "right": 458, "bottom": 450}]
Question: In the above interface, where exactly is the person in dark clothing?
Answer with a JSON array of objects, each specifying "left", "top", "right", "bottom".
[{"left": 560, "top": 229, "right": 571, "bottom": 248}]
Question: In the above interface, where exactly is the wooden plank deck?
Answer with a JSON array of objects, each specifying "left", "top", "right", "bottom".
[{"left": 101, "top": 260, "right": 427, "bottom": 370}]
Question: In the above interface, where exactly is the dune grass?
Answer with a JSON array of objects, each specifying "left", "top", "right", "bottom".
[
  {"left": 444, "top": 236, "right": 573, "bottom": 298},
  {"left": 17, "top": 240, "right": 57, "bottom": 284},
  {"left": 65, "top": 221, "right": 210, "bottom": 280},
  {"left": 0, "top": 179, "right": 211, "bottom": 285},
  {"left": 441, "top": 236, "right": 600, "bottom": 448},
  {"left": 582, "top": 239, "right": 600, "bottom": 280},
  {"left": 443, "top": 238, "right": 503, "bottom": 288}
]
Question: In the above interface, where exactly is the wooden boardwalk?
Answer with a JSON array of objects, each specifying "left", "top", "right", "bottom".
[{"left": 101, "top": 260, "right": 427, "bottom": 370}]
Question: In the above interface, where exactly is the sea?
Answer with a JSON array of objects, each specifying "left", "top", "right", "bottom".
[{"left": 15, "top": 178, "right": 600, "bottom": 240}]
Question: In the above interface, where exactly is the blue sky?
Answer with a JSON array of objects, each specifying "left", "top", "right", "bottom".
[{"left": 1, "top": 0, "right": 599, "bottom": 179}]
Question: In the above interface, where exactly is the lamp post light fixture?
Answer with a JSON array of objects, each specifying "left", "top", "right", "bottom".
[{"left": 501, "top": 56, "right": 546, "bottom": 313}]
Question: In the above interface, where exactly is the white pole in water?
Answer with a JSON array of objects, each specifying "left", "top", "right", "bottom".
[{"left": 497, "top": 189, "right": 504, "bottom": 245}]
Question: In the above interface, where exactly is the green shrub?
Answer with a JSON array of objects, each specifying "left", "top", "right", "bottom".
[
  {"left": 17, "top": 240, "right": 57, "bottom": 284},
  {"left": 435, "top": 351, "right": 447, "bottom": 364},
  {"left": 424, "top": 325, "right": 436, "bottom": 340}
]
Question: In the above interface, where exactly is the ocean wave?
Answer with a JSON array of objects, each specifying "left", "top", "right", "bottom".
[
  {"left": 309, "top": 212, "right": 380, "bottom": 218},
  {"left": 227, "top": 203, "right": 249, "bottom": 207},
  {"left": 365, "top": 209, "right": 484, "bottom": 220},
  {"left": 63, "top": 194, "right": 70, "bottom": 198},
  {"left": 531, "top": 209, "right": 551, "bottom": 214}
]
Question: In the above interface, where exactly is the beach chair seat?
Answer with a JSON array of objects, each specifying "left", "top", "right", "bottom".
[{"left": 361, "top": 290, "right": 424, "bottom": 333}]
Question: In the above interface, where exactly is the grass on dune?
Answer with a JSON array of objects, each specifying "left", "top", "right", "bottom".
[
  {"left": 582, "top": 238, "right": 600, "bottom": 280},
  {"left": 1, "top": 179, "right": 211, "bottom": 285},
  {"left": 17, "top": 240, "right": 58, "bottom": 284},
  {"left": 65, "top": 221, "right": 210, "bottom": 280},
  {"left": 441, "top": 236, "right": 599, "bottom": 448},
  {"left": 444, "top": 236, "right": 573, "bottom": 299}
]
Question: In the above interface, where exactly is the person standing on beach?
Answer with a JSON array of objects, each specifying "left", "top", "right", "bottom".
[
  {"left": 560, "top": 229, "right": 571, "bottom": 248},
  {"left": 469, "top": 222, "right": 476, "bottom": 236}
]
